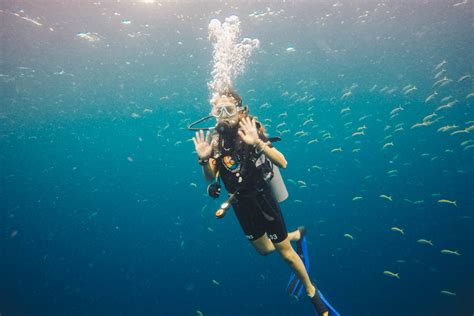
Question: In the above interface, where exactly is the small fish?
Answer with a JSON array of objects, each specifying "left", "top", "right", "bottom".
[
  {"left": 190, "top": 182, "right": 197, "bottom": 188},
  {"left": 425, "top": 91, "right": 438, "bottom": 103},
  {"left": 297, "top": 180, "right": 307, "bottom": 186},
  {"left": 440, "top": 96, "right": 453, "bottom": 103},
  {"left": 344, "top": 234, "right": 354, "bottom": 240},
  {"left": 440, "top": 290, "right": 456, "bottom": 296},
  {"left": 450, "top": 130, "right": 467, "bottom": 136},
  {"left": 402, "top": 84, "right": 412, "bottom": 92},
  {"left": 440, "top": 249, "right": 461, "bottom": 256},
  {"left": 294, "top": 130, "right": 306, "bottom": 137},
  {"left": 341, "top": 91, "right": 352, "bottom": 100},
  {"left": 390, "top": 106, "right": 404, "bottom": 115},
  {"left": 303, "top": 118, "right": 313, "bottom": 126},
  {"left": 438, "top": 199, "right": 457, "bottom": 207},
  {"left": 465, "top": 92, "right": 474, "bottom": 99},
  {"left": 434, "top": 69, "right": 446, "bottom": 79},
  {"left": 207, "top": 227, "right": 214, "bottom": 232},
  {"left": 383, "top": 271, "right": 400, "bottom": 279},
  {"left": 212, "top": 279, "right": 220, "bottom": 286},
  {"left": 352, "top": 196, "right": 363, "bottom": 201},
  {"left": 380, "top": 194, "right": 393, "bottom": 202},
  {"left": 453, "top": 0, "right": 468, "bottom": 6},
  {"left": 382, "top": 142, "right": 394, "bottom": 149},
  {"left": 417, "top": 239, "right": 433, "bottom": 246},
  {"left": 423, "top": 113, "right": 438, "bottom": 122},
  {"left": 331, "top": 147, "right": 343, "bottom": 153},
  {"left": 352, "top": 131, "right": 365, "bottom": 137},
  {"left": 404, "top": 86, "right": 417, "bottom": 95},
  {"left": 394, "top": 127, "right": 404, "bottom": 133},
  {"left": 434, "top": 60, "right": 446, "bottom": 71},
  {"left": 307, "top": 139, "right": 318, "bottom": 145},
  {"left": 196, "top": 310, "right": 204, "bottom": 316},
  {"left": 391, "top": 227, "right": 404, "bottom": 235},
  {"left": 437, "top": 125, "right": 458, "bottom": 133},
  {"left": 457, "top": 74, "right": 471, "bottom": 82},
  {"left": 432, "top": 76, "right": 450, "bottom": 88}
]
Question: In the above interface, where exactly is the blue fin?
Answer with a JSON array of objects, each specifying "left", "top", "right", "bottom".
[
  {"left": 286, "top": 235, "right": 341, "bottom": 315},
  {"left": 317, "top": 290, "right": 340, "bottom": 316}
]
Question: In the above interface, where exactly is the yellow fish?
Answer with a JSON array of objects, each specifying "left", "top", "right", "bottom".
[
  {"left": 440, "top": 249, "right": 461, "bottom": 256},
  {"left": 297, "top": 180, "right": 307, "bottom": 186},
  {"left": 438, "top": 199, "right": 457, "bottom": 207},
  {"left": 391, "top": 227, "right": 404, "bottom": 235},
  {"left": 352, "top": 131, "right": 365, "bottom": 137},
  {"left": 383, "top": 271, "right": 400, "bottom": 279},
  {"left": 417, "top": 239, "right": 433, "bottom": 246},
  {"left": 380, "top": 194, "right": 393, "bottom": 202},
  {"left": 344, "top": 234, "right": 354, "bottom": 240}
]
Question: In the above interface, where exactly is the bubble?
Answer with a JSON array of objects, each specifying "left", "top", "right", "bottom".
[{"left": 207, "top": 16, "right": 260, "bottom": 97}]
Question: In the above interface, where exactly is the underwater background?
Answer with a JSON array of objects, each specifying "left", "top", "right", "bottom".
[{"left": 1, "top": 1, "right": 473, "bottom": 315}]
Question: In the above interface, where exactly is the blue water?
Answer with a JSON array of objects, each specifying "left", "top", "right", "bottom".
[{"left": 1, "top": 1, "right": 473, "bottom": 315}]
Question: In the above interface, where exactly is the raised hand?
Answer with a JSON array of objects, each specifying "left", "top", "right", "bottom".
[
  {"left": 238, "top": 117, "right": 260, "bottom": 146},
  {"left": 192, "top": 129, "right": 212, "bottom": 159}
]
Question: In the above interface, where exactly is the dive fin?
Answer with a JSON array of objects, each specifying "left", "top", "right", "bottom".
[{"left": 286, "top": 227, "right": 309, "bottom": 299}]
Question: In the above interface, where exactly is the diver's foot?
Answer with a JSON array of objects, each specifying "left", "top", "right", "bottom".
[
  {"left": 296, "top": 226, "right": 306, "bottom": 242},
  {"left": 310, "top": 291, "right": 329, "bottom": 316}
]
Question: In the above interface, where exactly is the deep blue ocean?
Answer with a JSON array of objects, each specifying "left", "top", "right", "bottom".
[{"left": 1, "top": 1, "right": 473, "bottom": 315}]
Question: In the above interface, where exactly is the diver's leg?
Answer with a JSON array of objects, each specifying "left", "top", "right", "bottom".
[
  {"left": 273, "top": 237, "right": 316, "bottom": 297},
  {"left": 275, "top": 238, "right": 329, "bottom": 315},
  {"left": 250, "top": 234, "right": 276, "bottom": 256}
]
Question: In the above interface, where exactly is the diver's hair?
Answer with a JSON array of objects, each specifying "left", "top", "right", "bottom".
[
  {"left": 211, "top": 88, "right": 243, "bottom": 108},
  {"left": 222, "top": 88, "right": 243, "bottom": 107}
]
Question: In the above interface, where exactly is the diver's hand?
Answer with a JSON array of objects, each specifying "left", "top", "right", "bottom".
[
  {"left": 192, "top": 129, "right": 212, "bottom": 159},
  {"left": 238, "top": 117, "right": 259, "bottom": 146}
]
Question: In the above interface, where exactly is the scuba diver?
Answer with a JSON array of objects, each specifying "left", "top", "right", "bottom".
[{"left": 191, "top": 89, "right": 338, "bottom": 316}]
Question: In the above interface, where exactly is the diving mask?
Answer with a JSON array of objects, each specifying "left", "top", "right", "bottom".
[{"left": 211, "top": 103, "right": 238, "bottom": 118}]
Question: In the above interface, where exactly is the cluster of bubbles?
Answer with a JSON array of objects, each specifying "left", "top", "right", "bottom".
[{"left": 207, "top": 15, "right": 260, "bottom": 100}]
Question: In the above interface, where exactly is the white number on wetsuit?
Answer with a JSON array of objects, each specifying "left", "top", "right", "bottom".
[{"left": 268, "top": 234, "right": 278, "bottom": 240}]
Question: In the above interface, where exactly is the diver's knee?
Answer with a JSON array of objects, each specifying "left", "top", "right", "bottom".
[
  {"left": 256, "top": 248, "right": 272, "bottom": 256},
  {"left": 279, "top": 249, "right": 296, "bottom": 264}
]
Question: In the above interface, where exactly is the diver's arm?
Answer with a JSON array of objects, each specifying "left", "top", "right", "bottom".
[
  {"left": 256, "top": 140, "right": 288, "bottom": 169},
  {"left": 202, "top": 158, "right": 217, "bottom": 182}
]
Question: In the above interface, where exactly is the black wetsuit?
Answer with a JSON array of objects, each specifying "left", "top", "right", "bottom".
[{"left": 211, "top": 127, "right": 288, "bottom": 243}]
